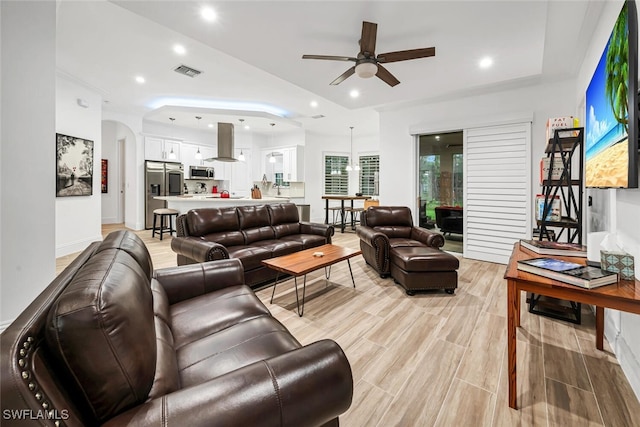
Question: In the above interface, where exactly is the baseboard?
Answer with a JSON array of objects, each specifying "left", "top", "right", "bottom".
[
  {"left": 101, "top": 217, "right": 119, "bottom": 224},
  {"left": 55, "top": 234, "right": 103, "bottom": 258},
  {"left": 125, "top": 220, "right": 144, "bottom": 231},
  {"left": 0, "top": 318, "right": 14, "bottom": 334},
  {"left": 604, "top": 313, "right": 640, "bottom": 401}
]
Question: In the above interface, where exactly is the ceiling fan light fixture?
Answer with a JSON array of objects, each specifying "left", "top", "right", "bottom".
[{"left": 355, "top": 61, "right": 378, "bottom": 78}]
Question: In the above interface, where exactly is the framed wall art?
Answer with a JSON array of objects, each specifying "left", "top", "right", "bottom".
[
  {"left": 101, "top": 159, "right": 108, "bottom": 193},
  {"left": 56, "top": 133, "right": 94, "bottom": 197}
]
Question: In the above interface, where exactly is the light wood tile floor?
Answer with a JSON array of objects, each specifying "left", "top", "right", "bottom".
[{"left": 56, "top": 224, "right": 640, "bottom": 426}]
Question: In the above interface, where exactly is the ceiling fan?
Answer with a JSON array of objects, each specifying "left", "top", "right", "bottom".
[{"left": 302, "top": 21, "right": 435, "bottom": 87}]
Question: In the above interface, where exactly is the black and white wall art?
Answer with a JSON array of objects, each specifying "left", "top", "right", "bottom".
[{"left": 56, "top": 133, "right": 94, "bottom": 197}]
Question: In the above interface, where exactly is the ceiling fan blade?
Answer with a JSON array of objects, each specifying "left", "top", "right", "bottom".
[
  {"left": 330, "top": 66, "right": 356, "bottom": 85},
  {"left": 302, "top": 54, "right": 357, "bottom": 62},
  {"left": 360, "top": 21, "right": 377, "bottom": 55},
  {"left": 377, "top": 47, "right": 436, "bottom": 63},
  {"left": 375, "top": 64, "right": 400, "bottom": 87}
]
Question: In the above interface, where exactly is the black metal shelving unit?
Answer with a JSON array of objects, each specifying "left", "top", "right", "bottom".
[{"left": 528, "top": 127, "right": 584, "bottom": 324}]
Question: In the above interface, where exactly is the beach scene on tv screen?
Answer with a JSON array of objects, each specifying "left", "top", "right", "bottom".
[{"left": 586, "top": 4, "right": 630, "bottom": 188}]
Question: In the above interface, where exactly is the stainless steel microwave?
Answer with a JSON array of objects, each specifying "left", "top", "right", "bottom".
[{"left": 190, "top": 166, "right": 214, "bottom": 179}]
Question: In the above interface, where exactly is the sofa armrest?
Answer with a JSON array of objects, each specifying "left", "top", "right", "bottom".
[
  {"left": 171, "top": 236, "right": 229, "bottom": 263},
  {"left": 154, "top": 259, "right": 245, "bottom": 304},
  {"left": 356, "top": 225, "right": 389, "bottom": 249},
  {"left": 300, "top": 221, "right": 335, "bottom": 242},
  {"left": 410, "top": 227, "right": 445, "bottom": 248},
  {"left": 102, "top": 340, "right": 353, "bottom": 427}
]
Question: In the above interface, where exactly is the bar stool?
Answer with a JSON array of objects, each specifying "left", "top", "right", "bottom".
[
  {"left": 327, "top": 206, "right": 343, "bottom": 225},
  {"left": 152, "top": 208, "right": 179, "bottom": 240}
]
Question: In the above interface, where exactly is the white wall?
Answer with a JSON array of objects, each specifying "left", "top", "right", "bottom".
[
  {"left": 0, "top": 1, "right": 56, "bottom": 327},
  {"left": 576, "top": 0, "right": 640, "bottom": 400},
  {"left": 101, "top": 121, "right": 119, "bottom": 223},
  {"left": 378, "top": 79, "right": 576, "bottom": 222},
  {"left": 55, "top": 76, "right": 103, "bottom": 257}
]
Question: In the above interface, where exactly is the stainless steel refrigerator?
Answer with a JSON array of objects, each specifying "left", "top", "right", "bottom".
[{"left": 145, "top": 161, "right": 184, "bottom": 229}]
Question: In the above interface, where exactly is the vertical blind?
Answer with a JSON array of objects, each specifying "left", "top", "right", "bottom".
[
  {"left": 359, "top": 155, "right": 380, "bottom": 196},
  {"left": 324, "top": 155, "right": 349, "bottom": 194},
  {"left": 464, "top": 122, "right": 531, "bottom": 264}
]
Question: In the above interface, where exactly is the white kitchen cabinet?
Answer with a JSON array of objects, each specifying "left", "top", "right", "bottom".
[
  {"left": 145, "top": 137, "right": 182, "bottom": 162},
  {"left": 209, "top": 160, "right": 231, "bottom": 180},
  {"left": 182, "top": 143, "right": 215, "bottom": 173},
  {"left": 282, "top": 146, "right": 304, "bottom": 182}
]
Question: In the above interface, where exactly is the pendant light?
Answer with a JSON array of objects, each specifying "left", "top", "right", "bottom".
[
  {"left": 168, "top": 117, "right": 177, "bottom": 160},
  {"left": 269, "top": 123, "right": 276, "bottom": 163},
  {"left": 346, "top": 126, "right": 359, "bottom": 172},
  {"left": 194, "top": 116, "right": 203, "bottom": 160},
  {"left": 237, "top": 119, "right": 246, "bottom": 161}
]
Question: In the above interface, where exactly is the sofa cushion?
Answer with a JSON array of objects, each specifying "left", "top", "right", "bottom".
[
  {"left": 170, "top": 284, "right": 271, "bottom": 349},
  {"left": 148, "top": 316, "right": 181, "bottom": 399},
  {"left": 226, "top": 245, "right": 273, "bottom": 271},
  {"left": 389, "top": 237, "right": 427, "bottom": 248},
  {"left": 187, "top": 207, "right": 244, "bottom": 246},
  {"left": 268, "top": 203, "right": 301, "bottom": 238},
  {"left": 45, "top": 248, "right": 156, "bottom": 424},
  {"left": 363, "top": 206, "right": 414, "bottom": 239},
  {"left": 279, "top": 234, "right": 328, "bottom": 250},
  {"left": 238, "top": 205, "right": 275, "bottom": 243},
  {"left": 97, "top": 229, "right": 154, "bottom": 280},
  {"left": 176, "top": 316, "right": 301, "bottom": 388},
  {"left": 252, "top": 239, "right": 303, "bottom": 258}
]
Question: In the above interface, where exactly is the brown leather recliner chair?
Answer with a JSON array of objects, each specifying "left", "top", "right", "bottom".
[
  {"left": 357, "top": 206, "right": 459, "bottom": 295},
  {"left": 357, "top": 206, "right": 445, "bottom": 277},
  {"left": 1, "top": 230, "right": 352, "bottom": 426}
]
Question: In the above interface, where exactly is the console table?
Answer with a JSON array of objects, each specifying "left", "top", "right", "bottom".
[{"left": 504, "top": 242, "right": 640, "bottom": 409}]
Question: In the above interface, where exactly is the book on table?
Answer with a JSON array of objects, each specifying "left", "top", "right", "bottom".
[
  {"left": 520, "top": 239, "right": 587, "bottom": 257},
  {"left": 517, "top": 257, "right": 618, "bottom": 289}
]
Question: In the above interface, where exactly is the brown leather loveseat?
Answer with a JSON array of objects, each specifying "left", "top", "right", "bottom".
[
  {"left": 1, "top": 230, "right": 353, "bottom": 426},
  {"left": 172, "top": 203, "right": 334, "bottom": 287},
  {"left": 357, "top": 206, "right": 459, "bottom": 295}
]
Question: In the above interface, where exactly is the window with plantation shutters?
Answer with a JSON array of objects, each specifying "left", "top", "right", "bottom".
[
  {"left": 359, "top": 155, "right": 379, "bottom": 196},
  {"left": 324, "top": 155, "right": 349, "bottom": 194}
]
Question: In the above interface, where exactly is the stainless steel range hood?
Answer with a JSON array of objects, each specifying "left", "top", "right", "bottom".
[{"left": 204, "top": 123, "right": 237, "bottom": 162}]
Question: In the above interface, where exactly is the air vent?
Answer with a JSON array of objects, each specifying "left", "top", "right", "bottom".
[
  {"left": 174, "top": 64, "right": 202, "bottom": 78},
  {"left": 311, "top": 114, "right": 325, "bottom": 119}
]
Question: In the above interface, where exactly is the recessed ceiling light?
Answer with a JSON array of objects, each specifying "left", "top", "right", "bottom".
[
  {"left": 135, "top": 76, "right": 145, "bottom": 84},
  {"left": 173, "top": 44, "right": 186, "bottom": 55},
  {"left": 349, "top": 90, "right": 360, "bottom": 98},
  {"left": 208, "top": 123, "right": 214, "bottom": 128},
  {"left": 201, "top": 6, "right": 217, "bottom": 22},
  {"left": 479, "top": 57, "right": 493, "bottom": 69},
  {"left": 435, "top": 135, "right": 440, "bottom": 140},
  {"left": 310, "top": 100, "right": 318, "bottom": 108}
]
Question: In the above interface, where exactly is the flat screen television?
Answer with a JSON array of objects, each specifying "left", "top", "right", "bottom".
[{"left": 585, "top": 0, "right": 639, "bottom": 188}]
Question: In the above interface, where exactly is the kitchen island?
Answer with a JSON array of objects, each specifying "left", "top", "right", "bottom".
[{"left": 154, "top": 195, "right": 290, "bottom": 215}]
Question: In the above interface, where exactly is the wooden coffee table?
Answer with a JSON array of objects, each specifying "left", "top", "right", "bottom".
[{"left": 262, "top": 244, "right": 361, "bottom": 316}]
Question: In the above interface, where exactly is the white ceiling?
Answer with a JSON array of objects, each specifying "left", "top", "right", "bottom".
[{"left": 56, "top": 1, "right": 605, "bottom": 137}]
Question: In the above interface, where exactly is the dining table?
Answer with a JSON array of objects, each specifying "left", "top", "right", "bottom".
[{"left": 321, "top": 195, "right": 371, "bottom": 233}]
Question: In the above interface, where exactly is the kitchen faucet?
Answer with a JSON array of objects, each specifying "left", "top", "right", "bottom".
[{"left": 273, "top": 183, "right": 281, "bottom": 196}]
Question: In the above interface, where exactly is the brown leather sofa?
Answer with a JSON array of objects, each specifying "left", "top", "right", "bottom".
[
  {"left": 1, "top": 230, "right": 353, "bottom": 427},
  {"left": 172, "top": 203, "right": 334, "bottom": 287},
  {"left": 356, "top": 206, "right": 459, "bottom": 295}
]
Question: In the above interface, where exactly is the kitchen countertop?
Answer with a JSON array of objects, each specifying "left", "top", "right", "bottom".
[{"left": 154, "top": 195, "right": 291, "bottom": 214}]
